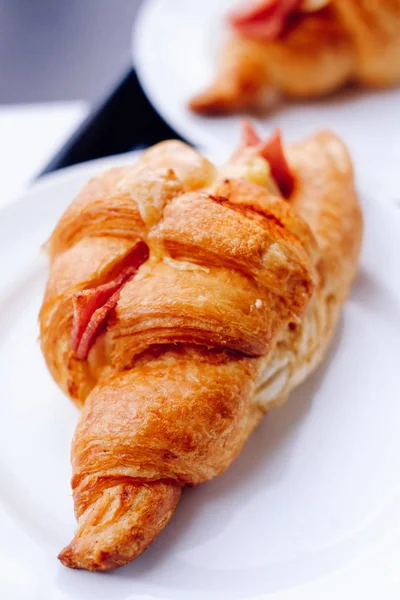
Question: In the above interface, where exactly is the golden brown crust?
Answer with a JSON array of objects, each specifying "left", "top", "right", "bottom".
[
  {"left": 47, "top": 167, "right": 144, "bottom": 260},
  {"left": 263, "top": 8, "right": 355, "bottom": 97},
  {"left": 334, "top": 0, "right": 400, "bottom": 86},
  {"left": 254, "top": 131, "right": 362, "bottom": 408},
  {"left": 189, "top": 0, "right": 400, "bottom": 114},
  {"left": 40, "top": 131, "right": 362, "bottom": 570},
  {"left": 288, "top": 130, "right": 362, "bottom": 297}
]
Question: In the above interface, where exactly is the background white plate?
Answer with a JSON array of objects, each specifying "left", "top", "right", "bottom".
[
  {"left": 133, "top": 0, "right": 400, "bottom": 211},
  {"left": 1, "top": 151, "right": 400, "bottom": 600}
]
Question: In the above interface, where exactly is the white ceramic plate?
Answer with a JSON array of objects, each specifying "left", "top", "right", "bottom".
[
  {"left": 133, "top": 0, "right": 400, "bottom": 211},
  {"left": 1, "top": 151, "right": 400, "bottom": 600}
]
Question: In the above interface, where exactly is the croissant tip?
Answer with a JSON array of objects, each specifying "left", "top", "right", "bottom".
[
  {"left": 188, "top": 95, "right": 222, "bottom": 116},
  {"left": 189, "top": 87, "right": 240, "bottom": 116},
  {"left": 57, "top": 481, "right": 182, "bottom": 571},
  {"left": 58, "top": 544, "right": 81, "bottom": 570},
  {"left": 58, "top": 542, "right": 116, "bottom": 571}
]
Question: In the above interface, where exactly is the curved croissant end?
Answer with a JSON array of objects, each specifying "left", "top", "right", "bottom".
[
  {"left": 58, "top": 349, "right": 264, "bottom": 570},
  {"left": 189, "top": 38, "right": 274, "bottom": 115},
  {"left": 58, "top": 481, "right": 181, "bottom": 571}
]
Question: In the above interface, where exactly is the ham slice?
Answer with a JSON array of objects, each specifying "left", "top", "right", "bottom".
[
  {"left": 241, "top": 120, "right": 295, "bottom": 197},
  {"left": 241, "top": 119, "right": 263, "bottom": 147},
  {"left": 258, "top": 128, "right": 295, "bottom": 197},
  {"left": 70, "top": 242, "right": 148, "bottom": 360},
  {"left": 228, "top": 0, "right": 301, "bottom": 41}
]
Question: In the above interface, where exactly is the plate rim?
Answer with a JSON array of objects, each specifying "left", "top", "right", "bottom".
[{"left": 132, "top": 0, "right": 228, "bottom": 152}]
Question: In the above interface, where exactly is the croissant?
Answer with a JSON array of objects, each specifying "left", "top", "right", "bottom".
[
  {"left": 189, "top": 0, "right": 400, "bottom": 115},
  {"left": 39, "top": 123, "right": 362, "bottom": 571}
]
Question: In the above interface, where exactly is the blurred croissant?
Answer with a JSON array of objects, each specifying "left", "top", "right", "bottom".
[
  {"left": 190, "top": 0, "right": 400, "bottom": 115},
  {"left": 39, "top": 123, "right": 362, "bottom": 571}
]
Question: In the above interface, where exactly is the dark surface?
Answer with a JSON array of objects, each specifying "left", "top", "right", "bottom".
[
  {"left": 0, "top": 0, "right": 143, "bottom": 103},
  {"left": 40, "top": 69, "right": 185, "bottom": 175}
]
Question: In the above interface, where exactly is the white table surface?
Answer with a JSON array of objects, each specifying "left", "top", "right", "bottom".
[{"left": 0, "top": 102, "right": 88, "bottom": 209}]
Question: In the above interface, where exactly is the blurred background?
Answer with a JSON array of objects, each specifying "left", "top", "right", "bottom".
[
  {"left": 0, "top": 0, "right": 143, "bottom": 204},
  {"left": 0, "top": 0, "right": 142, "bottom": 102}
]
